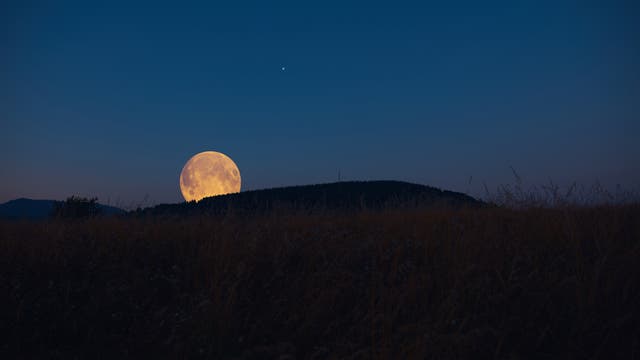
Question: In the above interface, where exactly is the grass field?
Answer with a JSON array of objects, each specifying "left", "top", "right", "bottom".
[{"left": 2, "top": 203, "right": 639, "bottom": 359}]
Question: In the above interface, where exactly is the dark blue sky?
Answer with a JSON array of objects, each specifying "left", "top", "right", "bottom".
[{"left": 2, "top": 0, "right": 639, "bottom": 205}]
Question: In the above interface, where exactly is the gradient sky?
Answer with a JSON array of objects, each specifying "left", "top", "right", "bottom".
[{"left": 2, "top": 0, "right": 639, "bottom": 206}]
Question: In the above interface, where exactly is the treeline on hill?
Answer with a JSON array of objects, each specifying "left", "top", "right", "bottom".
[
  {"left": 140, "top": 181, "right": 484, "bottom": 217},
  {"left": 1, "top": 202, "right": 639, "bottom": 359}
]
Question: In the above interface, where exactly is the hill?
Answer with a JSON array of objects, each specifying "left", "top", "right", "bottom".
[
  {"left": 0, "top": 198, "right": 125, "bottom": 219},
  {"left": 141, "top": 180, "right": 483, "bottom": 216}
]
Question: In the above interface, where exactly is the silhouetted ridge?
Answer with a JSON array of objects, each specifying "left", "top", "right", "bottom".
[
  {"left": 0, "top": 198, "right": 125, "bottom": 219},
  {"left": 142, "top": 181, "right": 482, "bottom": 216}
]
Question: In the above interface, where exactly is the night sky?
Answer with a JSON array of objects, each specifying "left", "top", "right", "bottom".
[{"left": 2, "top": 0, "right": 639, "bottom": 206}]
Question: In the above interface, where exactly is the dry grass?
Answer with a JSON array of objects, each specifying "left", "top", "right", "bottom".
[{"left": 1, "top": 204, "right": 639, "bottom": 359}]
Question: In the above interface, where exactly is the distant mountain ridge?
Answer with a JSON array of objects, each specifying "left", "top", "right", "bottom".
[
  {"left": 0, "top": 198, "right": 125, "bottom": 219},
  {"left": 142, "top": 181, "right": 483, "bottom": 216},
  {"left": 1, "top": 182, "right": 483, "bottom": 219}
]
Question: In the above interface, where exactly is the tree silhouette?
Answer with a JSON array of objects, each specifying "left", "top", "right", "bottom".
[{"left": 50, "top": 196, "right": 102, "bottom": 218}]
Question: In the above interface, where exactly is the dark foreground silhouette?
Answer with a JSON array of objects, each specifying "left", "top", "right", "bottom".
[{"left": 1, "top": 201, "right": 638, "bottom": 359}]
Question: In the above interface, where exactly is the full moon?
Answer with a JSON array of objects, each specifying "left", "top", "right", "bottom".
[{"left": 179, "top": 151, "right": 241, "bottom": 202}]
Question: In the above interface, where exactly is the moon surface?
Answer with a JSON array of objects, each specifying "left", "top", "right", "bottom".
[{"left": 179, "top": 151, "right": 241, "bottom": 202}]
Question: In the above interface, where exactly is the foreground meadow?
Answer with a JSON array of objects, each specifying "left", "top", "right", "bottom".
[{"left": 1, "top": 205, "right": 639, "bottom": 359}]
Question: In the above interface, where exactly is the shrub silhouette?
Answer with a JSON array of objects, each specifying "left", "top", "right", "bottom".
[{"left": 50, "top": 196, "right": 102, "bottom": 218}]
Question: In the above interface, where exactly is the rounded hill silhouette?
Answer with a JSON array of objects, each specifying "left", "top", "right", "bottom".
[{"left": 142, "top": 181, "right": 483, "bottom": 216}]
